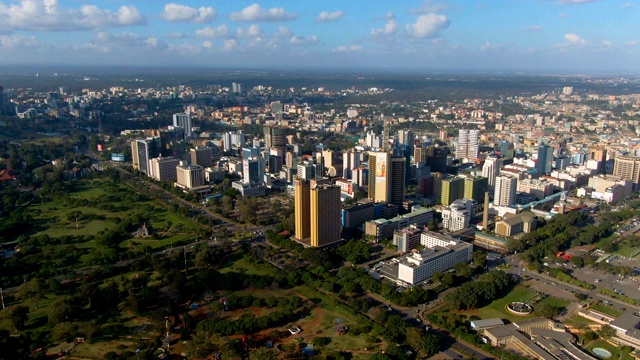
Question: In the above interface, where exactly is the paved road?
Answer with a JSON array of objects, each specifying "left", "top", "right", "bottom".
[{"left": 504, "top": 255, "right": 640, "bottom": 313}]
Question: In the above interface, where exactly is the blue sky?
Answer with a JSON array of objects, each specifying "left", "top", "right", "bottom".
[{"left": 0, "top": 0, "right": 638, "bottom": 73}]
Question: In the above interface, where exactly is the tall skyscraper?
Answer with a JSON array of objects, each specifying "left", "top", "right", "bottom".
[
  {"left": 425, "top": 146, "right": 449, "bottom": 173},
  {"left": 535, "top": 143, "right": 554, "bottom": 175},
  {"left": 455, "top": 129, "right": 479, "bottom": 162},
  {"left": 271, "top": 101, "right": 284, "bottom": 121},
  {"left": 310, "top": 184, "right": 342, "bottom": 247},
  {"left": 190, "top": 146, "right": 213, "bottom": 168},
  {"left": 368, "top": 151, "right": 406, "bottom": 206},
  {"left": 232, "top": 82, "right": 243, "bottom": 93},
  {"left": 243, "top": 157, "right": 265, "bottom": 184},
  {"left": 172, "top": 113, "right": 193, "bottom": 138},
  {"left": 297, "top": 160, "right": 323, "bottom": 180},
  {"left": 389, "top": 156, "right": 406, "bottom": 206},
  {"left": 343, "top": 150, "right": 361, "bottom": 181},
  {"left": 0, "top": 85, "right": 11, "bottom": 116},
  {"left": 397, "top": 129, "right": 415, "bottom": 156},
  {"left": 464, "top": 176, "right": 489, "bottom": 204},
  {"left": 131, "top": 137, "right": 160, "bottom": 175},
  {"left": 494, "top": 175, "right": 517, "bottom": 207},
  {"left": 441, "top": 177, "right": 465, "bottom": 206},
  {"left": 264, "top": 126, "right": 286, "bottom": 149},
  {"left": 482, "top": 156, "right": 500, "bottom": 190},
  {"left": 294, "top": 179, "right": 342, "bottom": 247},
  {"left": 294, "top": 178, "right": 311, "bottom": 241}
]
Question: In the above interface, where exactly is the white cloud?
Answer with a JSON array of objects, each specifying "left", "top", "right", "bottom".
[
  {"left": 224, "top": 39, "right": 238, "bottom": 50},
  {"left": 564, "top": 33, "right": 586, "bottom": 45},
  {"left": 625, "top": 40, "right": 638, "bottom": 46},
  {"left": 290, "top": 35, "right": 318, "bottom": 46},
  {"left": 332, "top": 45, "right": 362, "bottom": 52},
  {"left": 0, "top": 33, "right": 38, "bottom": 48},
  {"left": 202, "top": 40, "right": 214, "bottom": 48},
  {"left": 409, "top": 0, "right": 448, "bottom": 14},
  {"left": 407, "top": 13, "right": 450, "bottom": 39},
  {"left": 167, "top": 32, "right": 186, "bottom": 39},
  {"left": 317, "top": 10, "right": 344, "bottom": 22},
  {"left": 371, "top": 18, "right": 398, "bottom": 37},
  {"left": 195, "top": 25, "right": 229, "bottom": 39},
  {"left": 237, "top": 25, "right": 263, "bottom": 38},
  {"left": 275, "top": 26, "right": 294, "bottom": 38},
  {"left": 527, "top": 25, "right": 542, "bottom": 31},
  {"left": 92, "top": 32, "right": 167, "bottom": 50},
  {"left": 229, "top": 3, "right": 298, "bottom": 22},
  {"left": 480, "top": 41, "right": 497, "bottom": 51},
  {"left": 621, "top": 2, "right": 635, "bottom": 7},
  {"left": 160, "top": 3, "right": 216, "bottom": 23},
  {"left": 0, "top": 0, "right": 146, "bottom": 31},
  {"left": 385, "top": 11, "right": 395, "bottom": 20}
]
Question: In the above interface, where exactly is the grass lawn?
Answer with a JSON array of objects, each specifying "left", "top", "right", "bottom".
[
  {"left": 590, "top": 304, "right": 623, "bottom": 317},
  {"left": 585, "top": 339, "right": 635, "bottom": 360},
  {"left": 462, "top": 286, "right": 536, "bottom": 322},
  {"left": 564, "top": 314, "right": 597, "bottom": 326},
  {"left": 293, "top": 286, "right": 385, "bottom": 353},
  {"left": 219, "top": 253, "right": 283, "bottom": 277},
  {"left": 613, "top": 245, "right": 640, "bottom": 259},
  {"left": 538, "top": 296, "right": 571, "bottom": 309}
]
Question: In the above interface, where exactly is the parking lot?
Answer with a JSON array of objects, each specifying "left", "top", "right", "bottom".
[{"left": 571, "top": 266, "right": 640, "bottom": 297}]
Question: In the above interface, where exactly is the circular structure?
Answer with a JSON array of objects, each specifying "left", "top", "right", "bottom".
[
  {"left": 506, "top": 302, "right": 533, "bottom": 316},
  {"left": 591, "top": 348, "right": 612, "bottom": 359}
]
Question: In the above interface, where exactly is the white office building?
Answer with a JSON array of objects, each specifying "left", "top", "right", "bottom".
[
  {"left": 494, "top": 175, "right": 517, "bottom": 207},
  {"left": 148, "top": 157, "right": 179, "bottom": 182},
  {"left": 441, "top": 198, "right": 477, "bottom": 231},
  {"left": 172, "top": 113, "right": 193, "bottom": 138},
  {"left": 455, "top": 129, "right": 479, "bottom": 162}
]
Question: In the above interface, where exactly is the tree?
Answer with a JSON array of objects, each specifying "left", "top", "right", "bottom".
[
  {"left": 17, "top": 278, "right": 45, "bottom": 309},
  {"left": 427, "top": 219, "right": 438, "bottom": 231},
  {"left": 583, "top": 331, "right": 598, "bottom": 341},
  {"left": 419, "top": 333, "right": 441, "bottom": 358},
  {"left": 597, "top": 325, "right": 616, "bottom": 339},
  {"left": 534, "top": 303, "right": 563, "bottom": 319},
  {"left": 454, "top": 262, "right": 472, "bottom": 278},
  {"left": 5, "top": 305, "right": 30, "bottom": 330},
  {"left": 183, "top": 332, "right": 214, "bottom": 360}
]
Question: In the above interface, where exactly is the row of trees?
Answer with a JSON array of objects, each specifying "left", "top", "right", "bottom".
[{"left": 445, "top": 270, "right": 512, "bottom": 310}]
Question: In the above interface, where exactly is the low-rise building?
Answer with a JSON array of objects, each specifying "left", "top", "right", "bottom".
[
  {"left": 441, "top": 198, "right": 476, "bottom": 231},
  {"left": 494, "top": 212, "right": 537, "bottom": 237},
  {"left": 393, "top": 225, "right": 424, "bottom": 253},
  {"left": 377, "top": 233, "right": 472, "bottom": 285}
]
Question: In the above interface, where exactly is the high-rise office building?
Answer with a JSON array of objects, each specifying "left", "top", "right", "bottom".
[
  {"left": 0, "top": 85, "right": 12, "bottom": 116},
  {"left": 297, "top": 160, "right": 323, "bottom": 180},
  {"left": 389, "top": 157, "right": 406, "bottom": 206},
  {"left": 176, "top": 163, "right": 205, "bottom": 189},
  {"left": 190, "top": 146, "right": 213, "bottom": 168},
  {"left": 294, "top": 179, "right": 342, "bottom": 247},
  {"left": 131, "top": 137, "right": 160, "bottom": 175},
  {"left": 424, "top": 146, "right": 449, "bottom": 173},
  {"left": 455, "top": 129, "right": 479, "bottom": 162},
  {"left": 264, "top": 126, "right": 286, "bottom": 149},
  {"left": 442, "top": 198, "right": 476, "bottom": 231},
  {"left": 149, "top": 157, "right": 179, "bottom": 182},
  {"left": 232, "top": 82, "right": 243, "bottom": 93},
  {"left": 243, "top": 157, "right": 265, "bottom": 184},
  {"left": 613, "top": 157, "right": 640, "bottom": 187},
  {"left": 589, "top": 147, "right": 607, "bottom": 174},
  {"left": 441, "top": 177, "right": 465, "bottom": 206},
  {"left": 172, "top": 113, "right": 193, "bottom": 138},
  {"left": 494, "top": 175, "right": 517, "bottom": 207},
  {"left": 144, "top": 127, "right": 186, "bottom": 157},
  {"left": 310, "top": 184, "right": 342, "bottom": 247},
  {"left": 535, "top": 143, "right": 554, "bottom": 175},
  {"left": 464, "top": 176, "right": 489, "bottom": 204},
  {"left": 482, "top": 156, "right": 500, "bottom": 190},
  {"left": 271, "top": 101, "right": 284, "bottom": 121},
  {"left": 397, "top": 130, "right": 415, "bottom": 156},
  {"left": 368, "top": 151, "right": 406, "bottom": 206},
  {"left": 294, "top": 178, "right": 311, "bottom": 241},
  {"left": 343, "top": 150, "right": 361, "bottom": 181}
]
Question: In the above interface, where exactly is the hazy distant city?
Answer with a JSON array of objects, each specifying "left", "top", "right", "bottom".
[{"left": 1, "top": 1, "right": 640, "bottom": 360}]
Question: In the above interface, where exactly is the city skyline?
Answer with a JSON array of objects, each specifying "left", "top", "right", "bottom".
[{"left": 0, "top": 0, "right": 638, "bottom": 74}]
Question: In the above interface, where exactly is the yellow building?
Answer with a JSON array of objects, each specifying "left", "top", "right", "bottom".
[
  {"left": 294, "top": 178, "right": 342, "bottom": 247},
  {"left": 293, "top": 178, "right": 310, "bottom": 241}
]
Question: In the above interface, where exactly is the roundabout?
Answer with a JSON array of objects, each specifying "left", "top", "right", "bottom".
[{"left": 591, "top": 348, "right": 613, "bottom": 359}]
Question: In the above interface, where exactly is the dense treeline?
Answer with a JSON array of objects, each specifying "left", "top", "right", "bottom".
[{"left": 444, "top": 270, "right": 512, "bottom": 310}]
